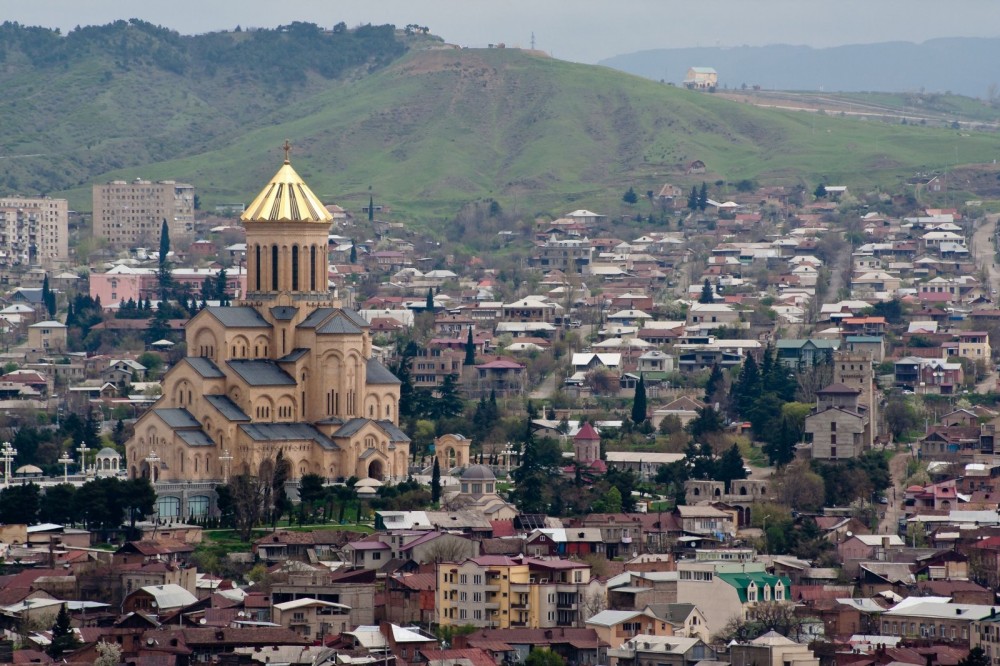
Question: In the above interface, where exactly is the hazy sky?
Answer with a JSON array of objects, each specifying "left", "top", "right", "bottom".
[{"left": 7, "top": 0, "right": 1000, "bottom": 63}]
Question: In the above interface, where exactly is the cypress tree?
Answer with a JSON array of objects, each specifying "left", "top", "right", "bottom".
[
  {"left": 368, "top": 195, "right": 374, "bottom": 221},
  {"left": 631, "top": 374, "right": 647, "bottom": 424},
  {"left": 426, "top": 288, "right": 434, "bottom": 311},
  {"left": 350, "top": 241, "right": 357, "bottom": 264},
  {"left": 687, "top": 186, "right": 698, "bottom": 210},
  {"left": 431, "top": 457, "right": 441, "bottom": 503},
  {"left": 698, "top": 182, "right": 708, "bottom": 210},
  {"left": 158, "top": 219, "right": 172, "bottom": 301},
  {"left": 464, "top": 327, "right": 476, "bottom": 366}
]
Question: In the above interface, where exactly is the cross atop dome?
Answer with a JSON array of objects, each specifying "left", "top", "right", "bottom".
[{"left": 282, "top": 139, "right": 292, "bottom": 164}]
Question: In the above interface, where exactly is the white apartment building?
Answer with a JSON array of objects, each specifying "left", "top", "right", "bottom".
[
  {"left": 93, "top": 179, "right": 195, "bottom": 247},
  {"left": 0, "top": 196, "right": 69, "bottom": 268}
]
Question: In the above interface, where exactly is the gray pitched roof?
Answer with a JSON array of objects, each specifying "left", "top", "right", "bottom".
[
  {"left": 366, "top": 358, "right": 400, "bottom": 384},
  {"left": 177, "top": 430, "right": 215, "bottom": 447},
  {"left": 317, "top": 314, "right": 363, "bottom": 335},
  {"left": 377, "top": 420, "right": 411, "bottom": 442},
  {"left": 331, "top": 418, "right": 370, "bottom": 438},
  {"left": 269, "top": 306, "right": 298, "bottom": 321},
  {"left": 185, "top": 357, "right": 225, "bottom": 379},
  {"left": 205, "top": 306, "right": 271, "bottom": 328},
  {"left": 277, "top": 348, "right": 309, "bottom": 363},
  {"left": 239, "top": 423, "right": 339, "bottom": 450},
  {"left": 297, "top": 308, "right": 338, "bottom": 329},
  {"left": 204, "top": 394, "right": 251, "bottom": 422},
  {"left": 154, "top": 408, "right": 201, "bottom": 429},
  {"left": 227, "top": 360, "right": 296, "bottom": 386},
  {"left": 330, "top": 418, "right": 411, "bottom": 442},
  {"left": 339, "top": 308, "right": 369, "bottom": 328}
]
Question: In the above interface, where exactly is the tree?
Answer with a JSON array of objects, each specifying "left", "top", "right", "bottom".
[
  {"left": 885, "top": 396, "right": 919, "bottom": 441},
  {"left": 227, "top": 474, "right": 266, "bottom": 540},
  {"left": 631, "top": 374, "right": 647, "bottom": 424},
  {"left": 215, "top": 269, "right": 230, "bottom": 306},
  {"left": 0, "top": 483, "right": 40, "bottom": 525},
  {"left": 698, "top": 182, "right": 708, "bottom": 211},
  {"left": 349, "top": 241, "right": 358, "bottom": 263},
  {"left": 47, "top": 604, "right": 79, "bottom": 657},
  {"left": 270, "top": 450, "right": 292, "bottom": 527},
  {"left": 426, "top": 287, "right": 435, "bottom": 311},
  {"left": 699, "top": 278, "right": 714, "bottom": 304},
  {"left": 814, "top": 183, "right": 827, "bottom": 199},
  {"left": 42, "top": 274, "right": 56, "bottom": 317},
  {"left": 435, "top": 374, "right": 465, "bottom": 419},
  {"left": 39, "top": 483, "right": 77, "bottom": 524},
  {"left": 958, "top": 648, "right": 990, "bottom": 666},
  {"left": 622, "top": 187, "right": 638, "bottom": 205},
  {"left": 776, "top": 461, "right": 826, "bottom": 511},
  {"left": 715, "top": 444, "right": 747, "bottom": 491},
  {"left": 704, "top": 363, "right": 724, "bottom": 404},
  {"left": 525, "top": 648, "right": 566, "bottom": 666},
  {"left": 121, "top": 478, "right": 156, "bottom": 531},
  {"left": 464, "top": 327, "right": 476, "bottom": 366},
  {"left": 158, "top": 219, "right": 172, "bottom": 301},
  {"left": 716, "top": 601, "right": 803, "bottom": 643},
  {"left": 688, "top": 405, "right": 724, "bottom": 440},
  {"left": 368, "top": 195, "right": 374, "bottom": 221},
  {"left": 733, "top": 353, "right": 761, "bottom": 418},
  {"left": 687, "top": 186, "right": 698, "bottom": 210},
  {"left": 431, "top": 457, "right": 441, "bottom": 504},
  {"left": 95, "top": 640, "right": 123, "bottom": 666},
  {"left": 596, "top": 485, "right": 623, "bottom": 513}
]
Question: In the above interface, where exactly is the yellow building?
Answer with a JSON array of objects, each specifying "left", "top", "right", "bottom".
[
  {"left": 125, "top": 153, "right": 408, "bottom": 519},
  {"left": 437, "top": 556, "right": 603, "bottom": 629}
]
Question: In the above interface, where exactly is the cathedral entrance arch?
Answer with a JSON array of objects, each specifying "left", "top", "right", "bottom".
[{"left": 367, "top": 460, "right": 384, "bottom": 481}]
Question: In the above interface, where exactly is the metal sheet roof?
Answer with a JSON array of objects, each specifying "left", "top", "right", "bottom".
[
  {"left": 227, "top": 360, "right": 296, "bottom": 386},
  {"left": 366, "top": 358, "right": 400, "bottom": 384},
  {"left": 205, "top": 394, "right": 251, "bottom": 422},
  {"left": 206, "top": 306, "right": 271, "bottom": 328},
  {"left": 154, "top": 408, "right": 201, "bottom": 429},
  {"left": 184, "top": 357, "right": 225, "bottom": 378},
  {"left": 177, "top": 430, "right": 215, "bottom": 447},
  {"left": 239, "top": 423, "right": 339, "bottom": 450}
]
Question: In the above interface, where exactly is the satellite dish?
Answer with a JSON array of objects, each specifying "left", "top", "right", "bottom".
[
  {"left": 846, "top": 531, "right": 853, "bottom": 538},
  {"left": 200, "top": 618, "right": 206, "bottom": 625}
]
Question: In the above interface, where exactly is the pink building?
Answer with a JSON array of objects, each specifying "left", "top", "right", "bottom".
[{"left": 90, "top": 265, "right": 247, "bottom": 307}]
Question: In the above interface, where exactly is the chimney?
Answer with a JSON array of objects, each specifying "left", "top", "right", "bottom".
[{"left": 882, "top": 537, "right": 890, "bottom": 549}]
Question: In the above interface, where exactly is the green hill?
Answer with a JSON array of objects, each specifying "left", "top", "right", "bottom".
[{"left": 3, "top": 20, "right": 1000, "bottom": 220}]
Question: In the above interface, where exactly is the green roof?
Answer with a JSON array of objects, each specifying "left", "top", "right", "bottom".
[{"left": 716, "top": 572, "right": 791, "bottom": 603}]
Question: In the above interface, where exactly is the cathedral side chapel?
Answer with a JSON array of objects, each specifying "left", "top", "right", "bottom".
[{"left": 126, "top": 150, "right": 410, "bottom": 519}]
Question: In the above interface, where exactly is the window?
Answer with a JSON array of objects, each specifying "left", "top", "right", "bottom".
[{"left": 830, "top": 422, "right": 837, "bottom": 432}]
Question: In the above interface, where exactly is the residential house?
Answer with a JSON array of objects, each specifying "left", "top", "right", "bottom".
[
  {"left": 804, "top": 383, "right": 870, "bottom": 460},
  {"left": 675, "top": 561, "right": 790, "bottom": 636},
  {"left": 272, "top": 598, "right": 352, "bottom": 641}
]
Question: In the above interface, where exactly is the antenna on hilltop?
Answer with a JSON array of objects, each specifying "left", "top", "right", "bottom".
[{"left": 531, "top": 32, "right": 535, "bottom": 50}]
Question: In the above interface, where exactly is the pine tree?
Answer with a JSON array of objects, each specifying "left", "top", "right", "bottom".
[
  {"left": 47, "top": 604, "right": 79, "bottom": 657},
  {"left": 464, "top": 327, "right": 476, "bottom": 366},
  {"left": 734, "top": 353, "right": 761, "bottom": 418},
  {"left": 699, "top": 278, "right": 714, "bottom": 303},
  {"left": 715, "top": 444, "right": 748, "bottom": 492},
  {"left": 350, "top": 242, "right": 357, "bottom": 264},
  {"left": 698, "top": 182, "right": 708, "bottom": 211},
  {"left": 704, "top": 363, "right": 724, "bottom": 404},
  {"left": 431, "top": 457, "right": 441, "bottom": 503},
  {"left": 215, "top": 269, "right": 229, "bottom": 305},
  {"left": 687, "top": 186, "right": 698, "bottom": 210},
  {"left": 631, "top": 374, "right": 647, "bottom": 424}
]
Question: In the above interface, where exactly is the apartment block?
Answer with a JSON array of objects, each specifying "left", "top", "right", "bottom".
[
  {"left": 436, "top": 556, "right": 604, "bottom": 629},
  {"left": 0, "top": 196, "right": 69, "bottom": 268},
  {"left": 93, "top": 179, "right": 195, "bottom": 247}
]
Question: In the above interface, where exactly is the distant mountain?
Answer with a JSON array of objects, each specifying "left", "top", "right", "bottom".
[
  {"left": 599, "top": 38, "right": 1000, "bottom": 98},
  {"left": 3, "top": 22, "right": 1000, "bottom": 220}
]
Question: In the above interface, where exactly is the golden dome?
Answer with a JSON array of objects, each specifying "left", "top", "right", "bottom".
[{"left": 241, "top": 158, "right": 333, "bottom": 224}]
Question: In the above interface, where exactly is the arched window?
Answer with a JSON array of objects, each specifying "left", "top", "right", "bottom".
[
  {"left": 271, "top": 245, "right": 279, "bottom": 291},
  {"left": 291, "top": 245, "right": 299, "bottom": 291}
]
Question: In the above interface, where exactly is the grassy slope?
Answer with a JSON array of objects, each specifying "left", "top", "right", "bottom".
[{"left": 13, "top": 46, "right": 1000, "bottom": 220}]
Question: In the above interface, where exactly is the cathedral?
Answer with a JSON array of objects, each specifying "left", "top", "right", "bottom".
[{"left": 125, "top": 153, "right": 410, "bottom": 519}]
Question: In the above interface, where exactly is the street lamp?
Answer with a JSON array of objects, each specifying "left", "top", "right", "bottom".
[
  {"left": 145, "top": 450, "right": 161, "bottom": 484},
  {"left": 76, "top": 441, "right": 91, "bottom": 478},
  {"left": 0, "top": 442, "right": 14, "bottom": 488},
  {"left": 57, "top": 452, "right": 73, "bottom": 483},
  {"left": 219, "top": 449, "right": 233, "bottom": 484}
]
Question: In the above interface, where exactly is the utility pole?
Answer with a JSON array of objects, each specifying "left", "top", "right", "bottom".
[{"left": 530, "top": 32, "right": 535, "bottom": 50}]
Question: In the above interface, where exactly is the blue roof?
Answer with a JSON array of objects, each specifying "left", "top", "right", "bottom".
[{"left": 227, "top": 360, "right": 296, "bottom": 386}]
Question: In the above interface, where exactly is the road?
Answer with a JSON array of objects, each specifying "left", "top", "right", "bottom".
[
  {"left": 970, "top": 213, "right": 1000, "bottom": 394},
  {"left": 877, "top": 447, "right": 913, "bottom": 535}
]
